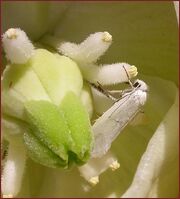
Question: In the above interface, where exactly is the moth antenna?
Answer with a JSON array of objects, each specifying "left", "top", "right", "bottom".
[{"left": 122, "top": 65, "right": 134, "bottom": 88}]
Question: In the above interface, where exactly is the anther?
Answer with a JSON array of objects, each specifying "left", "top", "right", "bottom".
[
  {"left": 102, "top": 32, "right": 112, "bottom": 42},
  {"left": 6, "top": 28, "right": 18, "bottom": 40},
  {"left": 89, "top": 176, "right": 99, "bottom": 186},
  {"left": 109, "top": 160, "right": 120, "bottom": 171}
]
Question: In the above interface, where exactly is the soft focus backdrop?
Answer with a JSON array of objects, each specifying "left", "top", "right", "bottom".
[{"left": 2, "top": 1, "right": 179, "bottom": 198}]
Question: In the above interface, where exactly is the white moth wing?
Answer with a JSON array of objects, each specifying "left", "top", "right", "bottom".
[
  {"left": 129, "top": 111, "right": 148, "bottom": 126},
  {"left": 91, "top": 89, "right": 147, "bottom": 158}
]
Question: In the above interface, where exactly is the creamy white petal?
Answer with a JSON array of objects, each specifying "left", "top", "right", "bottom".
[{"left": 122, "top": 94, "right": 178, "bottom": 198}]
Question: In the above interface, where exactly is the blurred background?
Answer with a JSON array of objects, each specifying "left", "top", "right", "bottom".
[
  {"left": 1, "top": 1, "right": 179, "bottom": 198},
  {"left": 2, "top": 1, "right": 178, "bottom": 84}
]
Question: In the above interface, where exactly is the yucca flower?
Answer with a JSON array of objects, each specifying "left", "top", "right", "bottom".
[{"left": 1, "top": 1, "right": 179, "bottom": 198}]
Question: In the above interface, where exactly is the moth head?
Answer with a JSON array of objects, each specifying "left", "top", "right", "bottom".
[{"left": 133, "top": 79, "right": 148, "bottom": 92}]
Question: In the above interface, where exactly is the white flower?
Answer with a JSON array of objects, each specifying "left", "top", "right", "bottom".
[{"left": 1, "top": 2, "right": 178, "bottom": 198}]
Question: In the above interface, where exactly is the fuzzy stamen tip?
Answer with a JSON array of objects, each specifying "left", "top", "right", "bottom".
[
  {"left": 102, "top": 32, "right": 112, "bottom": 42},
  {"left": 128, "top": 65, "right": 138, "bottom": 78},
  {"left": 2, "top": 28, "right": 34, "bottom": 64},
  {"left": 109, "top": 160, "right": 120, "bottom": 171},
  {"left": 6, "top": 28, "right": 18, "bottom": 40},
  {"left": 89, "top": 176, "right": 99, "bottom": 186}
]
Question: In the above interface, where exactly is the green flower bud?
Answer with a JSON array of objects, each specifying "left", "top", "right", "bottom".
[
  {"left": 2, "top": 49, "right": 83, "bottom": 120},
  {"left": 2, "top": 48, "right": 93, "bottom": 168},
  {"left": 24, "top": 92, "right": 93, "bottom": 168}
]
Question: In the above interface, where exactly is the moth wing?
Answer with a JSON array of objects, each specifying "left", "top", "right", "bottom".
[
  {"left": 91, "top": 95, "right": 134, "bottom": 158},
  {"left": 129, "top": 111, "right": 149, "bottom": 126}
]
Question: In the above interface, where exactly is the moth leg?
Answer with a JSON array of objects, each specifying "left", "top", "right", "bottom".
[
  {"left": 87, "top": 80, "right": 117, "bottom": 102},
  {"left": 96, "top": 81, "right": 119, "bottom": 101}
]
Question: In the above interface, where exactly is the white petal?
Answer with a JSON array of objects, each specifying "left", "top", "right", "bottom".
[{"left": 122, "top": 94, "right": 178, "bottom": 198}]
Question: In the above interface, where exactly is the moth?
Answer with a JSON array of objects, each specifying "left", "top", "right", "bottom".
[{"left": 90, "top": 79, "right": 148, "bottom": 158}]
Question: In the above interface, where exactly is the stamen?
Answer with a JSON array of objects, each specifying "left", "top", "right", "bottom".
[
  {"left": 2, "top": 28, "right": 34, "bottom": 64},
  {"left": 2, "top": 141, "right": 27, "bottom": 197},
  {"left": 58, "top": 32, "right": 112, "bottom": 64},
  {"left": 82, "top": 63, "right": 138, "bottom": 86},
  {"left": 79, "top": 151, "right": 119, "bottom": 185}
]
